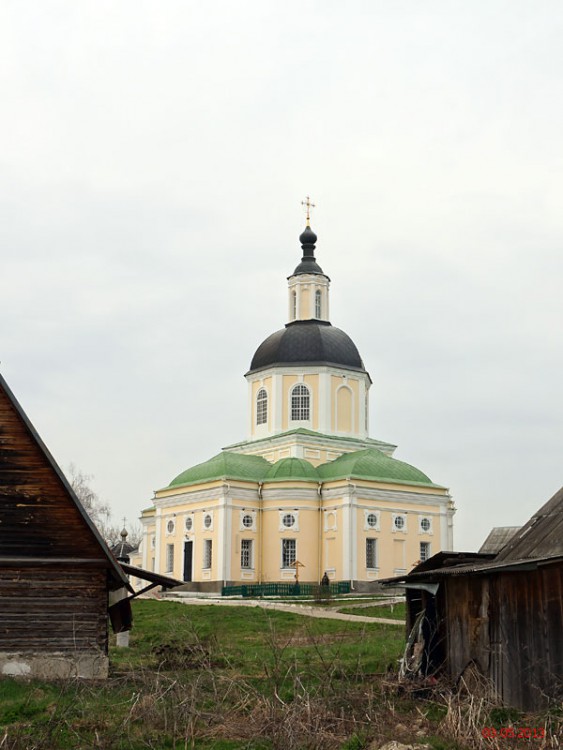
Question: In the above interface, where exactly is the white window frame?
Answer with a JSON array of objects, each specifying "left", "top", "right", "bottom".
[
  {"left": 166, "top": 519, "right": 175, "bottom": 536},
  {"left": 185, "top": 514, "right": 194, "bottom": 532},
  {"left": 292, "top": 290, "right": 297, "bottom": 320},
  {"left": 364, "top": 510, "right": 380, "bottom": 531},
  {"left": 418, "top": 516, "right": 433, "bottom": 535},
  {"left": 256, "top": 388, "right": 268, "bottom": 426},
  {"left": 324, "top": 510, "right": 337, "bottom": 532},
  {"left": 202, "top": 512, "right": 214, "bottom": 531},
  {"left": 279, "top": 510, "right": 299, "bottom": 532},
  {"left": 203, "top": 539, "right": 212, "bottom": 569},
  {"left": 392, "top": 513, "right": 407, "bottom": 533},
  {"left": 240, "top": 511, "right": 256, "bottom": 532},
  {"left": 166, "top": 543, "right": 174, "bottom": 573},
  {"left": 315, "top": 289, "right": 322, "bottom": 318},
  {"left": 281, "top": 538, "right": 297, "bottom": 569},
  {"left": 290, "top": 383, "right": 310, "bottom": 422},
  {"left": 420, "top": 541, "right": 431, "bottom": 562},
  {"left": 241, "top": 539, "right": 253, "bottom": 569},
  {"left": 366, "top": 538, "right": 378, "bottom": 570}
]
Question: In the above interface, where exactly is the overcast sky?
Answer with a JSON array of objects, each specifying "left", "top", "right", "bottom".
[{"left": 1, "top": 1, "right": 562, "bottom": 551}]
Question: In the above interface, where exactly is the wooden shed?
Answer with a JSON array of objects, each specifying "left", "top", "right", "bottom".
[
  {"left": 384, "top": 488, "right": 563, "bottom": 711},
  {"left": 0, "top": 373, "right": 131, "bottom": 679}
]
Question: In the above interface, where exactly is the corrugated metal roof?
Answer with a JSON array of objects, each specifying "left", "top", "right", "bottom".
[{"left": 384, "top": 554, "right": 563, "bottom": 585}]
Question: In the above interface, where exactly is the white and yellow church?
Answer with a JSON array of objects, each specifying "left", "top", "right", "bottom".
[{"left": 134, "top": 215, "right": 455, "bottom": 591}]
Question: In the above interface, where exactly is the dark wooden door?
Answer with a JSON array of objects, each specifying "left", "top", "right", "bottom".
[{"left": 183, "top": 541, "right": 193, "bottom": 582}]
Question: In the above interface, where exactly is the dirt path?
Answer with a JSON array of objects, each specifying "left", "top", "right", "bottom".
[{"left": 164, "top": 595, "right": 404, "bottom": 626}]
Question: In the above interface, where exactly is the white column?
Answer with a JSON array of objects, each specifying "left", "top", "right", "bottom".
[
  {"left": 274, "top": 372, "right": 283, "bottom": 434},
  {"left": 221, "top": 487, "right": 233, "bottom": 584},
  {"left": 318, "top": 372, "right": 331, "bottom": 434},
  {"left": 154, "top": 508, "right": 162, "bottom": 574},
  {"left": 141, "top": 525, "right": 149, "bottom": 570}
]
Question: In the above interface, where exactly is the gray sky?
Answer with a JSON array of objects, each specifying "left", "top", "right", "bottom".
[{"left": 1, "top": 1, "right": 562, "bottom": 551}]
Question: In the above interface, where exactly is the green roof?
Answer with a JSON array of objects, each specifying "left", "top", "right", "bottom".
[
  {"left": 166, "top": 447, "right": 441, "bottom": 491},
  {"left": 318, "top": 448, "right": 436, "bottom": 486},
  {"left": 264, "top": 457, "right": 320, "bottom": 482},
  {"left": 168, "top": 452, "right": 271, "bottom": 488}
]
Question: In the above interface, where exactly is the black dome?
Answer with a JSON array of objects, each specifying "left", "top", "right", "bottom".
[{"left": 248, "top": 320, "right": 367, "bottom": 374}]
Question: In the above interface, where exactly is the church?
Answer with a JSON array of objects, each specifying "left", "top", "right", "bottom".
[{"left": 135, "top": 210, "right": 455, "bottom": 591}]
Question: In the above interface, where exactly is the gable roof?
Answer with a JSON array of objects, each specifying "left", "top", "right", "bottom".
[
  {"left": 495, "top": 487, "right": 563, "bottom": 561},
  {"left": 478, "top": 526, "right": 520, "bottom": 554},
  {"left": 0, "top": 372, "right": 130, "bottom": 591}
]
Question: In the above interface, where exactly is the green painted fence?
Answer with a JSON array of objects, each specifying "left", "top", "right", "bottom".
[{"left": 221, "top": 581, "right": 351, "bottom": 597}]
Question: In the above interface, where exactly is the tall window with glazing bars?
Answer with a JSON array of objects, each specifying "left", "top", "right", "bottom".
[
  {"left": 256, "top": 388, "right": 268, "bottom": 425},
  {"left": 291, "top": 384, "right": 310, "bottom": 421}
]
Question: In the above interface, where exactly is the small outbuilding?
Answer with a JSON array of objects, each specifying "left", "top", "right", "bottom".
[
  {"left": 383, "top": 487, "right": 563, "bottom": 710},
  {"left": 0, "top": 373, "right": 132, "bottom": 679}
]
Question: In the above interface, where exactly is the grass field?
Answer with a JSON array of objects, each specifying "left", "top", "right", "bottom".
[{"left": 0, "top": 599, "right": 560, "bottom": 750}]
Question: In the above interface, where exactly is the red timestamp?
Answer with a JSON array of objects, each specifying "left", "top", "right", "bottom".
[{"left": 481, "top": 727, "right": 545, "bottom": 739}]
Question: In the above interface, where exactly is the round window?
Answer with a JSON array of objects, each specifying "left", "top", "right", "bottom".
[
  {"left": 242, "top": 514, "right": 253, "bottom": 528},
  {"left": 420, "top": 517, "right": 431, "bottom": 532},
  {"left": 167, "top": 520, "right": 175, "bottom": 533},
  {"left": 204, "top": 514, "right": 212, "bottom": 529},
  {"left": 394, "top": 515, "right": 405, "bottom": 530},
  {"left": 185, "top": 516, "right": 193, "bottom": 531},
  {"left": 282, "top": 513, "right": 295, "bottom": 528},
  {"left": 367, "top": 513, "right": 378, "bottom": 528}
]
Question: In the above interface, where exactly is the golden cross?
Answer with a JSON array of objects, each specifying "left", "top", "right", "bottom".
[
  {"left": 301, "top": 196, "right": 316, "bottom": 226},
  {"left": 292, "top": 559, "right": 305, "bottom": 582}
]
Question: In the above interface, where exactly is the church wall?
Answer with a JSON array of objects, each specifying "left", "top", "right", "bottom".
[
  {"left": 260, "top": 488, "right": 321, "bottom": 583},
  {"left": 228, "top": 499, "right": 260, "bottom": 583},
  {"left": 355, "top": 500, "right": 442, "bottom": 580},
  {"left": 250, "top": 376, "right": 273, "bottom": 438},
  {"left": 281, "top": 374, "right": 320, "bottom": 432},
  {"left": 318, "top": 484, "right": 449, "bottom": 581},
  {"left": 146, "top": 476, "right": 451, "bottom": 584},
  {"left": 330, "top": 375, "right": 361, "bottom": 434}
]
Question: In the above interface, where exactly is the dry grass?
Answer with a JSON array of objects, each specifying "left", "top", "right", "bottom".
[{"left": 0, "top": 600, "right": 561, "bottom": 750}]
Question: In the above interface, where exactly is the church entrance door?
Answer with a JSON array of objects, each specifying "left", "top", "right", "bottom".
[{"left": 183, "top": 541, "right": 193, "bottom": 582}]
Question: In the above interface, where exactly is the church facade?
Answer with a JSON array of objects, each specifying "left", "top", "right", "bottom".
[{"left": 135, "top": 220, "right": 454, "bottom": 591}]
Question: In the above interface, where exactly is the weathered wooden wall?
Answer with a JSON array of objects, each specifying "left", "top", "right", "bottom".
[
  {"left": 494, "top": 564, "right": 563, "bottom": 710},
  {"left": 445, "top": 576, "right": 490, "bottom": 678},
  {"left": 0, "top": 566, "right": 108, "bottom": 652},
  {"left": 442, "top": 563, "right": 563, "bottom": 711}
]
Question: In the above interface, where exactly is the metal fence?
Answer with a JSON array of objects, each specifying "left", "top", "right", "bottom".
[{"left": 221, "top": 581, "right": 351, "bottom": 597}]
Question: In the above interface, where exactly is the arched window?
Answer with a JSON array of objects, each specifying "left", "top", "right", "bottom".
[
  {"left": 291, "top": 384, "right": 310, "bottom": 421},
  {"left": 315, "top": 289, "right": 321, "bottom": 318},
  {"left": 292, "top": 291, "right": 297, "bottom": 320},
  {"left": 256, "top": 388, "right": 268, "bottom": 425}
]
